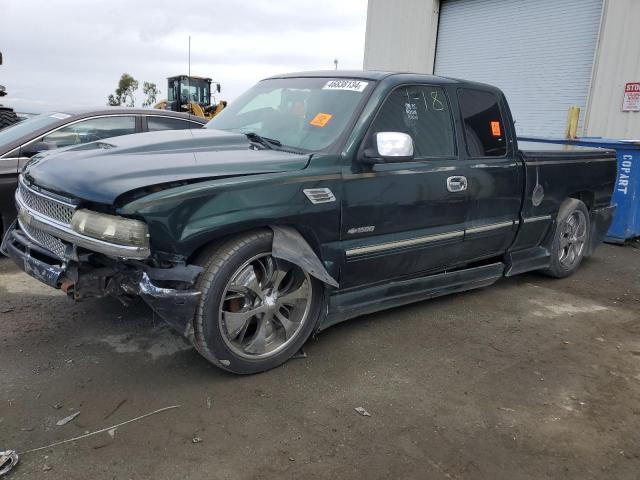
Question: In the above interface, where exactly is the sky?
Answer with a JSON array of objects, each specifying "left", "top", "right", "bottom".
[{"left": 0, "top": 0, "right": 368, "bottom": 113}]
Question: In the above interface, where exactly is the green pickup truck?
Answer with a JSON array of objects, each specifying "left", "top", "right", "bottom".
[{"left": 2, "top": 71, "right": 616, "bottom": 374}]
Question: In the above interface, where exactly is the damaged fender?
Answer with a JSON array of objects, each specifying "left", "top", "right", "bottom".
[
  {"left": 270, "top": 225, "right": 338, "bottom": 288},
  {"left": 138, "top": 227, "right": 338, "bottom": 338}
]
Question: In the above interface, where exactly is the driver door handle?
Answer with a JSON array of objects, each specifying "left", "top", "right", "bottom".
[{"left": 447, "top": 176, "right": 468, "bottom": 193}]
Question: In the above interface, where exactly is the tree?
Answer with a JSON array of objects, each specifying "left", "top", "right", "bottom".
[
  {"left": 107, "top": 73, "right": 139, "bottom": 107},
  {"left": 142, "top": 81, "right": 160, "bottom": 108}
]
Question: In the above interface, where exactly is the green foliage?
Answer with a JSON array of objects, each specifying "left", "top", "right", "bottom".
[
  {"left": 142, "top": 81, "right": 161, "bottom": 108},
  {"left": 107, "top": 75, "right": 161, "bottom": 108},
  {"left": 107, "top": 73, "right": 139, "bottom": 107}
]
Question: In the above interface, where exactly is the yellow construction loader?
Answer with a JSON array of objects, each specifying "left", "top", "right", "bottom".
[{"left": 154, "top": 75, "right": 226, "bottom": 120}]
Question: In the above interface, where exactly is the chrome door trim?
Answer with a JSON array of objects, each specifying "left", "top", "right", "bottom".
[
  {"left": 465, "top": 220, "right": 515, "bottom": 234},
  {"left": 345, "top": 219, "right": 525, "bottom": 258},
  {"left": 523, "top": 214, "right": 552, "bottom": 223},
  {"left": 345, "top": 230, "right": 464, "bottom": 257},
  {"left": 143, "top": 113, "right": 205, "bottom": 127},
  {"left": 0, "top": 156, "right": 29, "bottom": 162}
]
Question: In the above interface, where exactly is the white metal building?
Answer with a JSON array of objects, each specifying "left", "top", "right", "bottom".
[{"left": 364, "top": 0, "right": 640, "bottom": 139}]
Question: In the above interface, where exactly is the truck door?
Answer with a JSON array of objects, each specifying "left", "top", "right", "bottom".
[
  {"left": 455, "top": 88, "right": 522, "bottom": 263},
  {"left": 340, "top": 84, "right": 468, "bottom": 289}
]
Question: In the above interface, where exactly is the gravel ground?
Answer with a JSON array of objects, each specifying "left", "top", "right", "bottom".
[{"left": 1, "top": 242, "right": 639, "bottom": 479}]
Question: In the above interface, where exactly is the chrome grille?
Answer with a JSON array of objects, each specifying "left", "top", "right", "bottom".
[
  {"left": 18, "top": 181, "right": 75, "bottom": 225},
  {"left": 18, "top": 219, "right": 67, "bottom": 260}
]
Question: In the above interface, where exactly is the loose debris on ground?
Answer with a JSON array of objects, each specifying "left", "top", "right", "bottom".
[
  {"left": 55, "top": 411, "right": 80, "bottom": 426},
  {"left": 0, "top": 406, "right": 180, "bottom": 476}
]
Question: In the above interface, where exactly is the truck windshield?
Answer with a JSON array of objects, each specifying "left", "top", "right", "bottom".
[{"left": 206, "top": 77, "right": 373, "bottom": 151}]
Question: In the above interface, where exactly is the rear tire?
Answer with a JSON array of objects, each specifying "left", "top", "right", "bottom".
[
  {"left": 191, "top": 230, "right": 323, "bottom": 374},
  {"left": 542, "top": 199, "right": 590, "bottom": 278},
  {"left": 0, "top": 109, "right": 19, "bottom": 130}
]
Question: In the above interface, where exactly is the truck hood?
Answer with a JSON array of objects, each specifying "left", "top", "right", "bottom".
[{"left": 22, "top": 129, "right": 310, "bottom": 204}]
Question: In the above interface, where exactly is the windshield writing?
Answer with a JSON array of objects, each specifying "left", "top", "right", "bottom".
[{"left": 206, "top": 77, "right": 372, "bottom": 151}]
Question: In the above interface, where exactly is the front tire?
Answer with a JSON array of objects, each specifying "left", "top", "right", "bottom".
[
  {"left": 192, "top": 230, "right": 323, "bottom": 374},
  {"left": 0, "top": 109, "right": 19, "bottom": 130},
  {"left": 542, "top": 199, "right": 590, "bottom": 278}
]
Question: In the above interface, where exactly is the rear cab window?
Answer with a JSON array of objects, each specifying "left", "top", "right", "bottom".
[
  {"left": 369, "top": 85, "right": 455, "bottom": 158},
  {"left": 457, "top": 88, "right": 507, "bottom": 157}
]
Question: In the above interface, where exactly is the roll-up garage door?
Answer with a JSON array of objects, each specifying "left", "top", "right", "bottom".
[{"left": 434, "top": 0, "right": 603, "bottom": 137}]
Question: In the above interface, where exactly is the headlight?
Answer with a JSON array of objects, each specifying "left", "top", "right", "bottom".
[{"left": 70, "top": 209, "right": 150, "bottom": 249}]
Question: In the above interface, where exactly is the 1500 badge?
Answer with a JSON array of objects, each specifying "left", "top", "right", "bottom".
[{"left": 347, "top": 226, "right": 375, "bottom": 234}]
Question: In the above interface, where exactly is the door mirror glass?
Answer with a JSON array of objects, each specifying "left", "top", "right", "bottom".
[{"left": 364, "top": 132, "right": 414, "bottom": 163}]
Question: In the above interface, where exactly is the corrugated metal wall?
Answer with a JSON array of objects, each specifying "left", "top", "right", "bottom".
[
  {"left": 585, "top": 0, "right": 640, "bottom": 139},
  {"left": 433, "top": 0, "right": 603, "bottom": 137},
  {"left": 364, "top": 0, "right": 440, "bottom": 73}
]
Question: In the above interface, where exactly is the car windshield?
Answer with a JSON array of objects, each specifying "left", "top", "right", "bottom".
[
  {"left": 206, "top": 77, "right": 374, "bottom": 151},
  {"left": 0, "top": 113, "right": 69, "bottom": 147}
]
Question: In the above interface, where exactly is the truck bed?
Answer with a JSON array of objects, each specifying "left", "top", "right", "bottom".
[{"left": 509, "top": 140, "right": 617, "bottom": 257}]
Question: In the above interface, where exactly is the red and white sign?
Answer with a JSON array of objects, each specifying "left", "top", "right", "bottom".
[{"left": 622, "top": 82, "right": 640, "bottom": 112}]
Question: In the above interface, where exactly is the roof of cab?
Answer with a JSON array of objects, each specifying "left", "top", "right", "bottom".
[
  {"left": 264, "top": 70, "right": 466, "bottom": 82},
  {"left": 267, "top": 70, "right": 395, "bottom": 81},
  {"left": 264, "top": 70, "right": 498, "bottom": 89}
]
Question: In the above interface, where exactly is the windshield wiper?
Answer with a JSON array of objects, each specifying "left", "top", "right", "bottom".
[{"left": 244, "top": 132, "right": 282, "bottom": 150}]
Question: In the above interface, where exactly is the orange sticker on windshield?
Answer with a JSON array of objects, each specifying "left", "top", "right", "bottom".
[
  {"left": 310, "top": 113, "right": 333, "bottom": 127},
  {"left": 491, "top": 121, "right": 501, "bottom": 137}
]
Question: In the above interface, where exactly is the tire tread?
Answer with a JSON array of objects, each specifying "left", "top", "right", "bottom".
[
  {"left": 541, "top": 198, "right": 590, "bottom": 278},
  {"left": 192, "top": 230, "right": 273, "bottom": 372}
]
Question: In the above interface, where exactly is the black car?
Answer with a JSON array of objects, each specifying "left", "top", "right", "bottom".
[{"left": 0, "top": 107, "right": 206, "bottom": 234}]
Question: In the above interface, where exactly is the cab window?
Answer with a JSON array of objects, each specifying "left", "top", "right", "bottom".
[
  {"left": 457, "top": 89, "right": 507, "bottom": 157},
  {"left": 369, "top": 85, "right": 455, "bottom": 158},
  {"left": 42, "top": 116, "right": 136, "bottom": 148},
  {"left": 147, "top": 116, "right": 198, "bottom": 131}
]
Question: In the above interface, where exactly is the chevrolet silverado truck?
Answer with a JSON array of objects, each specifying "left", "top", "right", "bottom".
[{"left": 2, "top": 71, "right": 616, "bottom": 374}]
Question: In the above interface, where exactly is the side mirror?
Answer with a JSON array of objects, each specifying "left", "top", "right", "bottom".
[
  {"left": 216, "top": 83, "right": 221, "bottom": 93},
  {"left": 362, "top": 132, "right": 414, "bottom": 163},
  {"left": 22, "top": 141, "right": 56, "bottom": 157}
]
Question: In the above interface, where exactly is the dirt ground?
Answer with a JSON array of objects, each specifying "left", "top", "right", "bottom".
[{"left": 1, "top": 242, "right": 639, "bottom": 480}]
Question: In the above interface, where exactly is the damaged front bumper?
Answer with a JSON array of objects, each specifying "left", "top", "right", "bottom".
[
  {"left": 122, "top": 272, "right": 201, "bottom": 337},
  {"left": 1, "top": 222, "right": 202, "bottom": 338}
]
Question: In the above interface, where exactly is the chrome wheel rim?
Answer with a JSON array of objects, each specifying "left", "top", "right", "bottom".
[
  {"left": 558, "top": 210, "right": 587, "bottom": 269},
  {"left": 218, "top": 253, "right": 312, "bottom": 359}
]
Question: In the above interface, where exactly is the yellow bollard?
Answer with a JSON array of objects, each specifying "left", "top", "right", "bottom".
[{"left": 565, "top": 106, "right": 580, "bottom": 139}]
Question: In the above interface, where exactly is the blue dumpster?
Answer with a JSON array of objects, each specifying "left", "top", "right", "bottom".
[{"left": 519, "top": 136, "right": 640, "bottom": 244}]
